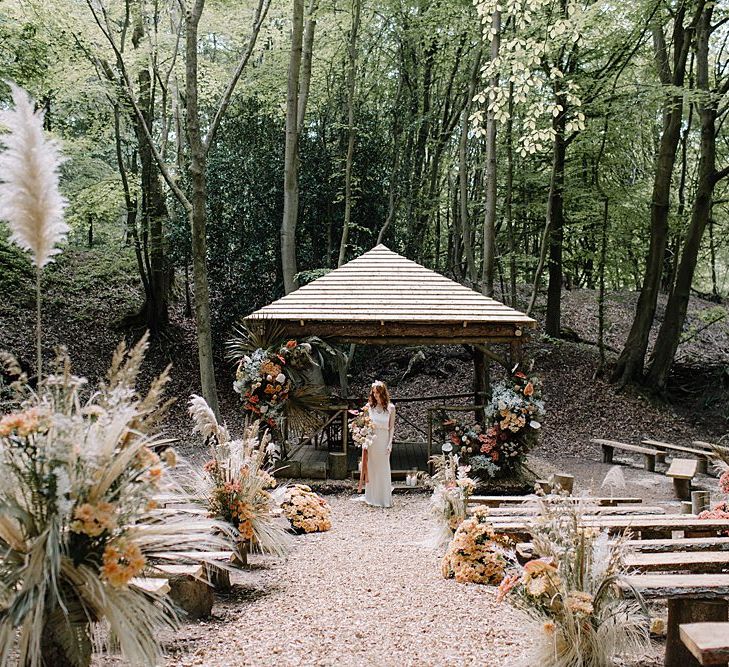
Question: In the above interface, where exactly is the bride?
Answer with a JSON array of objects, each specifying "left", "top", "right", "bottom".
[{"left": 362, "top": 380, "right": 395, "bottom": 508}]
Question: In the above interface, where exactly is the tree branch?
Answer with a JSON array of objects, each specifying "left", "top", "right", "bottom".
[
  {"left": 85, "top": 0, "right": 192, "bottom": 213},
  {"left": 203, "top": 0, "right": 272, "bottom": 152}
]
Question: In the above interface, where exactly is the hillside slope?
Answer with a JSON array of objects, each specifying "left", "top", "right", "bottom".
[{"left": 1, "top": 240, "right": 726, "bottom": 456}]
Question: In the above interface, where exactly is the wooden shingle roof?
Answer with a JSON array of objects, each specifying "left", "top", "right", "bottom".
[{"left": 246, "top": 245, "right": 536, "bottom": 345}]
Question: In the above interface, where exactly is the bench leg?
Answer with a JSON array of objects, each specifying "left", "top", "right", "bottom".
[
  {"left": 665, "top": 598, "right": 728, "bottom": 667},
  {"left": 204, "top": 562, "right": 231, "bottom": 591},
  {"left": 696, "top": 458, "right": 708, "bottom": 475},
  {"left": 644, "top": 454, "right": 656, "bottom": 472},
  {"left": 673, "top": 478, "right": 691, "bottom": 501},
  {"left": 602, "top": 445, "right": 613, "bottom": 464},
  {"left": 656, "top": 451, "right": 667, "bottom": 464}
]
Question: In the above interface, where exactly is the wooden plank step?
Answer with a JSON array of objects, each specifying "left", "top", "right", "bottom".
[
  {"left": 680, "top": 623, "right": 729, "bottom": 665},
  {"left": 619, "top": 574, "right": 729, "bottom": 600},
  {"left": 131, "top": 577, "right": 170, "bottom": 595},
  {"left": 468, "top": 495, "right": 643, "bottom": 507},
  {"left": 625, "top": 551, "right": 729, "bottom": 573}
]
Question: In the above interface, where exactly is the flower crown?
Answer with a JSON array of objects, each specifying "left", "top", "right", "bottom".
[{"left": 371, "top": 380, "right": 385, "bottom": 389}]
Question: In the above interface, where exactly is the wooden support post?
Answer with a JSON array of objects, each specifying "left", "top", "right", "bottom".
[
  {"left": 644, "top": 453, "right": 656, "bottom": 472},
  {"left": 473, "top": 346, "right": 488, "bottom": 423},
  {"left": 602, "top": 444, "right": 614, "bottom": 464},
  {"left": 692, "top": 491, "right": 711, "bottom": 515},
  {"left": 674, "top": 478, "right": 692, "bottom": 501},
  {"left": 681, "top": 501, "right": 694, "bottom": 514},
  {"left": 697, "top": 458, "right": 709, "bottom": 475},
  {"left": 341, "top": 409, "right": 348, "bottom": 458},
  {"left": 666, "top": 599, "right": 728, "bottom": 667},
  {"left": 551, "top": 473, "right": 574, "bottom": 495}
]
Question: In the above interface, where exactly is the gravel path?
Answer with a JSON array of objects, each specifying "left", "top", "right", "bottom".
[{"left": 167, "top": 494, "right": 532, "bottom": 667}]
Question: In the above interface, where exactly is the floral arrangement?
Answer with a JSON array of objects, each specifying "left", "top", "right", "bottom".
[
  {"left": 437, "top": 413, "right": 484, "bottom": 459},
  {"left": 189, "top": 395, "right": 291, "bottom": 560},
  {"left": 233, "top": 347, "right": 290, "bottom": 434},
  {"left": 427, "top": 454, "right": 476, "bottom": 549},
  {"left": 228, "top": 324, "right": 333, "bottom": 446},
  {"left": 281, "top": 484, "right": 332, "bottom": 533},
  {"left": 0, "top": 86, "right": 229, "bottom": 666},
  {"left": 441, "top": 508, "right": 513, "bottom": 584},
  {"left": 349, "top": 406, "right": 375, "bottom": 449},
  {"left": 497, "top": 495, "right": 649, "bottom": 667},
  {"left": 0, "top": 341, "right": 229, "bottom": 667},
  {"left": 470, "top": 371, "right": 545, "bottom": 480},
  {"left": 699, "top": 500, "right": 729, "bottom": 520}
]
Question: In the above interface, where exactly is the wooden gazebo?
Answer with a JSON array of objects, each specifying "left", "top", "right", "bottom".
[
  {"left": 246, "top": 245, "right": 537, "bottom": 478},
  {"left": 247, "top": 245, "right": 535, "bottom": 353}
]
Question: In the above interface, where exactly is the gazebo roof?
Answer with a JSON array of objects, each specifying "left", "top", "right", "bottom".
[{"left": 246, "top": 245, "right": 536, "bottom": 345}]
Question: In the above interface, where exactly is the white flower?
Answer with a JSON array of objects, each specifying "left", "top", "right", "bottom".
[
  {"left": 529, "top": 420, "right": 541, "bottom": 429},
  {"left": 276, "top": 373, "right": 286, "bottom": 384},
  {"left": 0, "top": 83, "right": 68, "bottom": 268}
]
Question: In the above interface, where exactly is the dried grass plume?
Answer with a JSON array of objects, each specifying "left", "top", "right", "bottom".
[{"left": 0, "top": 82, "right": 68, "bottom": 268}]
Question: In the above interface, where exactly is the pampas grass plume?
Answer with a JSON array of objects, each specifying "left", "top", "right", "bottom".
[{"left": 0, "top": 82, "right": 68, "bottom": 268}]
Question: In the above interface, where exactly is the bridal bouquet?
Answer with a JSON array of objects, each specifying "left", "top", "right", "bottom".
[
  {"left": 189, "top": 396, "right": 291, "bottom": 559},
  {"left": 349, "top": 407, "right": 375, "bottom": 449},
  {"left": 441, "top": 508, "right": 512, "bottom": 584},
  {"left": 281, "top": 484, "right": 332, "bottom": 533}
]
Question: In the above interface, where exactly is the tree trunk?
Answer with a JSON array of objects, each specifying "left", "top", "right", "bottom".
[
  {"left": 338, "top": 0, "right": 361, "bottom": 267},
  {"left": 456, "top": 45, "right": 483, "bottom": 284},
  {"left": 505, "top": 81, "right": 516, "bottom": 307},
  {"left": 186, "top": 0, "right": 220, "bottom": 418},
  {"left": 281, "top": 0, "right": 305, "bottom": 293},
  {"left": 611, "top": 10, "right": 699, "bottom": 385},
  {"left": 545, "top": 92, "right": 567, "bottom": 338},
  {"left": 481, "top": 11, "right": 500, "bottom": 298},
  {"left": 646, "top": 4, "right": 717, "bottom": 391}
]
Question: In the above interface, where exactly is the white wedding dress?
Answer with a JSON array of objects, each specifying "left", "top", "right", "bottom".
[{"left": 364, "top": 402, "right": 395, "bottom": 508}]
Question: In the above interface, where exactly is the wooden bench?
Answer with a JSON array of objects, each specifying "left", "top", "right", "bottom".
[
  {"left": 680, "top": 622, "right": 729, "bottom": 666},
  {"left": 694, "top": 440, "right": 729, "bottom": 455},
  {"left": 643, "top": 439, "right": 714, "bottom": 474},
  {"left": 625, "top": 551, "right": 729, "bottom": 573},
  {"left": 490, "top": 516, "right": 729, "bottom": 538},
  {"left": 477, "top": 505, "right": 664, "bottom": 517},
  {"left": 151, "top": 564, "right": 214, "bottom": 619},
  {"left": 518, "top": 538, "right": 729, "bottom": 561},
  {"left": 468, "top": 494, "right": 642, "bottom": 507},
  {"left": 591, "top": 438, "right": 660, "bottom": 471},
  {"left": 667, "top": 458, "right": 699, "bottom": 500},
  {"left": 131, "top": 577, "right": 170, "bottom": 595},
  {"left": 620, "top": 574, "right": 729, "bottom": 667},
  {"left": 628, "top": 537, "right": 729, "bottom": 552}
]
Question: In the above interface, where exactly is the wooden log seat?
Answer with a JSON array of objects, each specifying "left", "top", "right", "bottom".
[
  {"left": 625, "top": 551, "right": 729, "bottom": 574},
  {"left": 468, "top": 494, "right": 643, "bottom": 507}
]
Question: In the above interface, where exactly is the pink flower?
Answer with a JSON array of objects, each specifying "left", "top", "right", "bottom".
[{"left": 719, "top": 470, "right": 729, "bottom": 495}]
